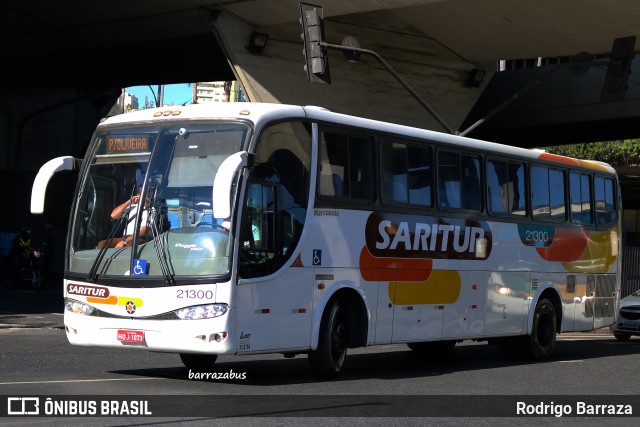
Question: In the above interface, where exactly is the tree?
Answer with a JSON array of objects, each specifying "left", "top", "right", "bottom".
[{"left": 542, "top": 140, "right": 640, "bottom": 166}]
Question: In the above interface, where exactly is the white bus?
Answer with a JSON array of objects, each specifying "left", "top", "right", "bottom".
[{"left": 31, "top": 103, "right": 621, "bottom": 379}]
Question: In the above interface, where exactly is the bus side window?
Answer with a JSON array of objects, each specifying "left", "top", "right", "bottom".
[
  {"left": 532, "top": 165, "right": 566, "bottom": 221},
  {"left": 241, "top": 121, "right": 311, "bottom": 279},
  {"left": 570, "top": 171, "right": 592, "bottom": 224},
  {"left": 319, "top": 130, "right": 373, "bottom": 200},
  {"left": 461, "top": 154, "right": 481, "bottom": 211},
  {"left": 531, "top": 165, "right": 551, "bottom": 219},
  {"left": 437, "top": 150, "right": 480, "bottom": 211},
  {"left": 594, "top": 176, "right": 617, "bottom": 226},
  {"left": 407, "top": 145, "right": 432, "bottom": 206},
  {"left": 381, "top": 141, "right": 408, "bottom": 203},
  {"left": 488, "top": 159, "right": 526, "bottom": 217},
  {"left": 381, "top": 139, "right": 432, "bottom": 207},
  {"left": 438, "top": 151, "right": 460, "bottom": 208},
  {"left": 487, "top": 159, "right": 508, "bottom": 214},
  {"left": 509, "top": 162, "right": 526, "bottom": 216},
  {"left": 549, "top": 168, "right": 566, "bottom": 221}
]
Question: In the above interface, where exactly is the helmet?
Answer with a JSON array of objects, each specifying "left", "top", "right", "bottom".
[{"left": 21, "top": 226, "right": 31, "bottom": 236}]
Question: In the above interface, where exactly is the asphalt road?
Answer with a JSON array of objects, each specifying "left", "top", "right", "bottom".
[{"left": 1, "top": 287, "right": 639, "bottom": 426}]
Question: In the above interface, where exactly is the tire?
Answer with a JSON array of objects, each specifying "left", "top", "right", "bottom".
[
  {"left": 525, "top": 298, "right": 557, "bottom": 360},
  {"left": 179, "top": 353, "right": 218, "bottom": 371},
  {"left": 614, "top": 332, "right": 631, "bottom": 342},
  {"left": 309, "top": 301, "right": 348, "bottom": 379},
  {"left": 407, "top": 341, "right": 456, "bottom": 359}
]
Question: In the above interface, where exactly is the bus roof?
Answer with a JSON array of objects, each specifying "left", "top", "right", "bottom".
[
  {"left": 99, "top": 103, "right": 616, "bottom": 175},
  {"left": 100, "top": 103, "right": 307, "bottom": 127}
]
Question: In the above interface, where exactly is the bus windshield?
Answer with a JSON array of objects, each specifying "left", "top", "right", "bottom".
[{"left": 69, "top": 121, "right": 250, "bottom": 282}]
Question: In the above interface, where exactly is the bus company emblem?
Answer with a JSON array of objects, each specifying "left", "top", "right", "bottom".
[
  {"left": 365, "top": 212, "right": 492, "bottom": 260},
  {"left": 67, "top": 283, "right": 110, "bottom": 299},
  {"left": 125, "top": 301, "right": 137, "bottom": 314}
]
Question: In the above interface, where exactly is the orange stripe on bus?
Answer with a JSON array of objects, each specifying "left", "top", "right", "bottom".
[
  {"left": 87, "top": 295, "right": 118, "bottom": 305},
  {"left": 535, "top": 228, "right": 588, "bottom": 262},
  {"left": 359, "top": 246, "right": 432, "bottom": 281},
  {"left": 538, "top": 152, "right": 581, "bottom": 166},
  {"left": 538, "top": 152, "right": 612, "bottom": 172}
]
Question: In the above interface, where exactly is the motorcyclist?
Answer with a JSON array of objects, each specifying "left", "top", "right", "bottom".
[{"left": 8, "top": 227, "right": 31, "bottom": 287}]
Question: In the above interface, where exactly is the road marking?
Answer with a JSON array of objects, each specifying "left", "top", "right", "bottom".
[{"left": 0, "top": 377, "right": 165, "bottom": 385}]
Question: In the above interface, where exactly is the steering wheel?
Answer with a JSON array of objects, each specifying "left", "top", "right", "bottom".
[{"left": 195, "top": 222, "right": 228, "bottom": 231}]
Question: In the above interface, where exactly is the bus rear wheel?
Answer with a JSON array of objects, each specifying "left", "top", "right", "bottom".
[
  {"left": 309, "top": 301, "right": 348, "bottom": 379},
  {"left": 179, "top": 353, "right": 218, "bottom": 371},
  {"left": 525, "top": 298, "right": 557, "bottom": 360}
]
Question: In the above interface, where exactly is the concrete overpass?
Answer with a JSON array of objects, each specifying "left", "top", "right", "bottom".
[{"left": 1, "top": 1, "right": 640, "bottom": 263}]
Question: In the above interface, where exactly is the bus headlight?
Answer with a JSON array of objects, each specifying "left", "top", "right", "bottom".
[
  {"left": 176, "top": 303, "right": 228, "bottom": 320},
  {"left": 64, "top": 298, "right": 96, "bottom": 316}
]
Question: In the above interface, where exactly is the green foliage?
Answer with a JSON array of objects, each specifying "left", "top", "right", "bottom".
[
  {"left": 106, "top": 102, "right": 122, "bottom": 117},
  {"left": 541, "top": 140, "right": 640, "bottom": 166}
]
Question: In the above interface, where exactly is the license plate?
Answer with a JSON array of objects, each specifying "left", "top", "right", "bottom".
[{"left": 117, "top": 329, "right": 145, "bottom": 343}]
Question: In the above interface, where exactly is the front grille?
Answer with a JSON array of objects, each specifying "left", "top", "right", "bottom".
[{"left": 618, "top": 324, "right": 640, "bottom": 332}]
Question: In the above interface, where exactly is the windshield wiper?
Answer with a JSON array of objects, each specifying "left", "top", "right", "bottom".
[
  {"left": 88, "top": 186, "right": 136, "bottom": 282},
  {"left": 146, "top": 183, "right": 175, "bottom": 285},
  {"left": 148, "top": 205, "right": 175, "bottom": 285}
]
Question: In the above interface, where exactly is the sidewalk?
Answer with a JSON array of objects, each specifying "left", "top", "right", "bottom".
[{"left": 0, "top": 285, "right": 64, "bottom": 329}]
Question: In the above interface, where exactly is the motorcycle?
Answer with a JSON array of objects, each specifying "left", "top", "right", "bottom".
[{"left": 18, "top": 246, "right": 45, "bottom": 290}]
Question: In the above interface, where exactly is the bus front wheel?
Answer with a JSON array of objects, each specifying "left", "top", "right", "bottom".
[
  {"left": 309, "top": 301, "right": 348, "bottom": 379},
  {"left": 179, "top": 353, "right": 218, "bottom": 371},
  {"left": 525, "top": 298, "right": 557, "bottom": 360}
]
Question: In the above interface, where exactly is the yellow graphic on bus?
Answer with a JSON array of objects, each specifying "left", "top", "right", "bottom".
[
  {"left": 389, "top": 270, "right": 461, "bottom": 305},
  {"left": 86, "top": 295, "right": 144, "bottom": 307},
  {"left": 359, "top": 246, "right": 461, "bottom": 305}
]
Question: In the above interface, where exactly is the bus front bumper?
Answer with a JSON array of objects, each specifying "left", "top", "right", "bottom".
[{"left": 64, "top": 311, "right": 235, "bottom": 354}]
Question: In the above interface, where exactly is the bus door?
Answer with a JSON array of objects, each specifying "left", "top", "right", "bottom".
[
  {"left": 373, "top": 274, "right": 392, "bottom": 344},
  {"left": 234, "top": 152, "right": 313, "bottom": 352}
]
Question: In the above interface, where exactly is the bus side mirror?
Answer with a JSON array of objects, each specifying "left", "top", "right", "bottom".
[
  {"left": 31, "top": 156, "right": 79, "bottom": 214},
  {"left": 212, "top": 151, "right": 251, "bottom": 220}
]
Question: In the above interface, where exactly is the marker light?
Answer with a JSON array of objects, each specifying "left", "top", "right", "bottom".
[
  {"left": 176, "top": 303, "right": 228, "bottom": 320},
  {"left": 64, "top": 298, "right": 96, "bottom": 316}
]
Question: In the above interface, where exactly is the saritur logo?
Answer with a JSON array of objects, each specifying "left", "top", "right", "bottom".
[{"left": 365, "top": 212, "right": 492, "bottom": 260}]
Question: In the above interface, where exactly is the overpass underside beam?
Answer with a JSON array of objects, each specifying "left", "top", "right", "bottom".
[
  {"left": 210, "top": 10, "right": 487, "bottom": 133},
  {"left": 461, "top": 58, "right": 640, "bottom": 147}
]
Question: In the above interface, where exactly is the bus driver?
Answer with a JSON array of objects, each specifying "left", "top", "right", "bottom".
[{"left": 97, "top": 193, "right": 149, "bottom": 248}]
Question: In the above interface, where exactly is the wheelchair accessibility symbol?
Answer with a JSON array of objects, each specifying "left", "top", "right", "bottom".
[
  {"left": 312, "top": 250, "right": 322, "bottom": 266},
  {"left": 132, "top": 259, "right": 148, "bottom": 276}
]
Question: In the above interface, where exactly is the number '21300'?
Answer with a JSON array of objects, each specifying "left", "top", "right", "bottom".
[
  {"left": 176, "top": 289, "right": 214, "bottom": 299},
  {"left": 525, "top": 229, "right": 549, "bottom": 243}
]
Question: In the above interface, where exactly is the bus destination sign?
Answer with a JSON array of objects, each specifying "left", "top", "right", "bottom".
[{"left": 107, "top": 137, "right": 149, "bottom": 154}]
